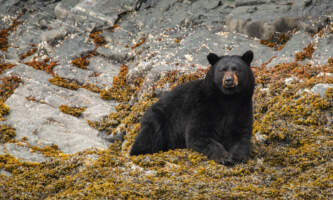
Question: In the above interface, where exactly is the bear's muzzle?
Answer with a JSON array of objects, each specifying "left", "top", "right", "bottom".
[{"left": 222, "top": 72, "right": 238, "bottom": 88}]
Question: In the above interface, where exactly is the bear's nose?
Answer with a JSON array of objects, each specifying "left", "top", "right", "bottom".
[{"left": 224, "top": 76, "right": 234, "bottom": 86}]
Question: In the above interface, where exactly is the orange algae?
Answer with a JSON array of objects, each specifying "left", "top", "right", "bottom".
[
  {"left": 24, "top": 58, "right": 58, "bottom": 76},
  {"left": 0, "top": 62, "right": 15, "bottom": 75},
  {"left": 71, "top": 57, "right": 90, "bottom": 69},
  {"left": 0, "top": 15, "right": 22, "bottom": 52},
  {"left": 295, "top": 43, "right": 315, "bottom": 61},
  {"left": 260, "top": 33, "right": 290, "bottom": 50},
  {"left": 131, "top": 38, "right": 146, "bottom": 50},
  {"left": 0, "top": 76, "right": 22, "bottom": 102},
  {"left": 89, "top": 30, "right": 106, "bottom": 47},
  {"left": 71, "top": 51, "right": 97, "bottom": 69},
  {"left": 19, "top": 47, "right": 38, "bottom": 60}
]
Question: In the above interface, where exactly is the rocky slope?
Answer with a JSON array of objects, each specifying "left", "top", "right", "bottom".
[{"left": 0, "top": 0, "right": 332, "bottom": 199}]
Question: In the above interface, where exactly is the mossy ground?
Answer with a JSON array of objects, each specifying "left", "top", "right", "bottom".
[{"left": 0, "top": 54, "right": 332, "bottom": 199}]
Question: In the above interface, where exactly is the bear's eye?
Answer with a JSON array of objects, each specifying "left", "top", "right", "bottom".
[
  {"left": 231, "top": 67, "right": 237, "bottom": 71},
  {"left": 221, "top": 68, "right": 227, "bottom": 72}
]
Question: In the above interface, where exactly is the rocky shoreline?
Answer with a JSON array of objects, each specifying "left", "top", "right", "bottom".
[{"left": 1, "top": 0, "right": 333, "bottom": 199}]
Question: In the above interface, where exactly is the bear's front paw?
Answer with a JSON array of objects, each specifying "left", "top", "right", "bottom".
[
  {"left": 211, "top": 152, "right": 233, "bottom": 165},
  {"left": 230, "top": 152, "right": 248, "bottom": 165}
]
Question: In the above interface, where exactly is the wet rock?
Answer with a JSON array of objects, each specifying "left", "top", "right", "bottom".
[
  {"left": 226, "top": 0, "right": 333, "bottom": 39},
  {"left": 3, "top": 64, "right": 110, "bottom": 154},
  {"left": 5, "top": 143, "right": 48, "bottom": 162},
  {"left": 311, "top": 83, "right": 333, "bottom": 97}
]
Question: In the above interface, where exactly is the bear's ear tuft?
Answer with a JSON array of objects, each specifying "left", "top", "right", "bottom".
[
  {"left": 241, "top": 50, "right": 253, "bottom": 65},
  {"left": 207, "top": 53, "right": 220, "bottom": 65}
]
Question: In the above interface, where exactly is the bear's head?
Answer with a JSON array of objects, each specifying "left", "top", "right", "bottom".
[{"left": 206, "top": 51, "right": 254, "bottom": 96}]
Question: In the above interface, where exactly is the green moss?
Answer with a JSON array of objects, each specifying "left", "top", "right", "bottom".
[
  {"left": 59, "top": 105, "right": 86, "bottom": 117},
  {"left": 0, "top": 124, "right": 16, "bottom": 143}
]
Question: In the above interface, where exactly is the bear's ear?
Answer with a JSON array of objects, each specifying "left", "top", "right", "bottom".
[
  {"left": 241, "top": 50, "right": 254, "bottom": 65},
  {"left": 207, "top": 53, "right": 220, "bottom": 65}
]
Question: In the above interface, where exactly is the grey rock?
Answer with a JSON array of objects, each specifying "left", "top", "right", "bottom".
[
  {"left": 226, "top": 0, "right": 333, "bottom": 39},
  {"left": 51, "top": 34, "right": 95, "bottom": 65},
  {"left": 0, "top": 169, "right": 12, "bottom": 177},
  {"left": 5, "top": 143, "right": 48, "bottom": 163},
  {"left": 312, "top": 34, "right": 333, "bottom": 65},
  {"left": 0, "top": 145, "right": 4, "bottom": 155},
  {"left": 311, "top": 84, "right": 333, "bottom": 97},
  {"left": 5, "top": 89, "right": 109, "bottom": 154},
  {"left": 55, "top": 0, "right": 137, "bottom": 27},
  {"left": 267, "top": 31, "right": 314, "bottom": 68},
  {"left": 235, "top": 0, "right": 267, "bottom": 7},
  {"left": 3, "top": 64, "right": 111, "bottom": 154},
  {"left": 41, "top": 28, "right": 68, "bottom": 43},
  {"left": 96, "top": 46, "right": 134, "bottom": 63},
  {"left": 0, "top": 0, "right": 20, "bottom": 14}
]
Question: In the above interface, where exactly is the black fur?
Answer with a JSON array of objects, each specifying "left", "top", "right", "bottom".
[{"left": 130, "top": 51, "right": 255, "bottom": 165}]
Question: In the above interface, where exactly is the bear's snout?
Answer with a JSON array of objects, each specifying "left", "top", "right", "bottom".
[{"left": 223, "top": 72, "right": 238, "bottom": 88}]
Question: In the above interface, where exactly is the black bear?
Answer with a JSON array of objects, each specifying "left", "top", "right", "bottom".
[{"left": 130, "top": 51, "right": 255, "bottom": 165}]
